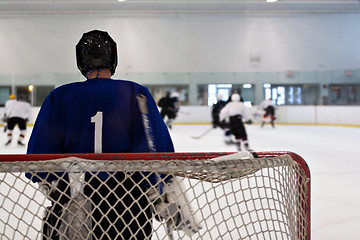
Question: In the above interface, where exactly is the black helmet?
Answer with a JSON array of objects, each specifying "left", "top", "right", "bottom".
[{"left": 76, "top": 30, "right": 118, "bottom": 76}]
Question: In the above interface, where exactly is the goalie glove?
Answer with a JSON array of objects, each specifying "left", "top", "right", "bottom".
[{"left": 148, "top": 178, "right": 202, "bottom": 236}]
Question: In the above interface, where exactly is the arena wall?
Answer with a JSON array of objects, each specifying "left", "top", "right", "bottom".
[
  {"left": 2, "top": 106, "right": 358, "bottom": 127},
  {"left": 174, "top": 105, "right": 360, "bottom": 127}
]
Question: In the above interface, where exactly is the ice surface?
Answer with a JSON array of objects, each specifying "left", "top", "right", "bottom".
[{"left": 1, "top": 124, "right": 360, "bottom": 240}]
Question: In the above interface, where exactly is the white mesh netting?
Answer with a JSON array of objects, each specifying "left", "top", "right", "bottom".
[{"left": 0, "top": 152, "right": 310, "bottom": 240}]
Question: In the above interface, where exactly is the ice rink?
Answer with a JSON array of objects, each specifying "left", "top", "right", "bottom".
[{"left": 1, "top": 123, "right": 360, "bottom": 240}]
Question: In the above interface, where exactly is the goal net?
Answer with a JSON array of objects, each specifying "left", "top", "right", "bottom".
[{"left": 0, "top": 151, "right": 310, "bottom": 240}]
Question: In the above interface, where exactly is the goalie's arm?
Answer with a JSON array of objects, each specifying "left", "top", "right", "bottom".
[{"left": 26, "top": 93, "right": 65, "bottom": 183}]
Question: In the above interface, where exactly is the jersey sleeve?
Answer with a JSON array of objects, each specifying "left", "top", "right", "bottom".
[
  {"left": 132, "top": 87, "right": 174, "bottom": 153},
  {"left": 219, "top": 104, "right": 230, "bottom": 122},
  {"left": 26, "top": 92, "right": 65, "bottom": 182},
  {"left": 27, "top": 93, "right": 64, "bottom": 154},
  {"left": 131, "top": 86, "right": 174, "bottom": 186},
  {"left": 242, "top": 105, "right": 251, "bottom": 122}
]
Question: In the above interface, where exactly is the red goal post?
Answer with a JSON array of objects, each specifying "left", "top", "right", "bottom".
[{"left": 0, "top": 151, "right": 310, "bottom": 240}]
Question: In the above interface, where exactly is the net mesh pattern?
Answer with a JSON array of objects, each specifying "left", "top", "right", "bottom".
[{"left": 0, "top": 153, "right": 309, "bottom": 240}]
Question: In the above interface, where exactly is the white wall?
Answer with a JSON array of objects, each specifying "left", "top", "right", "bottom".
[{"left": 1, "top": 14, "right": 360, "bottom": 76}]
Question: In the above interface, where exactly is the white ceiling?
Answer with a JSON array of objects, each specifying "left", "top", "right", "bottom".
[{"left": 0, "top": 0, "right": 360, "bottom": 16}]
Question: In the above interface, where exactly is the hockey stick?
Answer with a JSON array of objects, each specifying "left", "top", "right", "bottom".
[{"left": 191, "top": 127, "right": 213, "bottom": 139}]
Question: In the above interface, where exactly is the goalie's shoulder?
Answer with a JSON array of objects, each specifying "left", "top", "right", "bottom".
[{"left": 114, "top": 78, "right": 149, "bottom": 91}]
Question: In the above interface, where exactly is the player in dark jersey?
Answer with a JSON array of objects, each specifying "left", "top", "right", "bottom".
[
  {"left": 211, "top": 94, "right": 227, "bottom": 129},
  {"left": 260, "top": 98, "right": 276, "bottom": 128},
  {"left": 211, "top": 94, "right": 234, "bottom": 144},
  {"left": 158, "top": 91, "right": 179, "bottom": 129},
  {"left": 26, "top": 30, "right": 175, "bottom": 239}
]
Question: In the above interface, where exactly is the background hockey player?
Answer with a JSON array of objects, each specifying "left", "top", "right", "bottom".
[
  {"left": 260, "top": 97, "right": 276, "bottom": 128},
  {"left": 211, "top": 93, "right": 233, "bottom": 144},
  {"left": 24, "top": 30, "right": 197, "bottom": 239},
  {"left": 219, "top": 93, "right": 253, "bottom": 151},
  {"left": 212, "top": 93, "right": 226, "bottom": 128},
  {"left": 4, "top": 95, "right": 31, "bottom": 146},
  {"left": 3, "top": 94, "right": 16, "bottom": 133},
  {"left": 158, "top": 91, "right": 179, "bottom": 129}
]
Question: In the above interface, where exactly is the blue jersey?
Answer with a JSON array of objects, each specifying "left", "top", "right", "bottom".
[{"left": 26, "top": 78, "right": 174, "bottom": 182}]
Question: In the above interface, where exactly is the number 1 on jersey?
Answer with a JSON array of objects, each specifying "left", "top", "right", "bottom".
[{"left": 91, "top": 111, "right": 103, "bottom": 153}]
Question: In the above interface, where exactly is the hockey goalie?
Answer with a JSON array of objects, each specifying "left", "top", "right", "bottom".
[{"left": 25, "top": 29, "right": 201, "bottom": 240}]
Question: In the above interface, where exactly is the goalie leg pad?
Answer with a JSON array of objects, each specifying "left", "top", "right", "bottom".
[{"left": 39, "top": 178, "right": 71, "bottom": 240}]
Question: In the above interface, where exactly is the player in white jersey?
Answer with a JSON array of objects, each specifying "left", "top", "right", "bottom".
[
  {"left": 260, "top": 98, "right": 276, "bottom": 128},
  {"left": 219, "top": 93, "right": 252, "bottom": 151},
  {"left": 3, "top": 94, "right": 16, "bottom": 132},
  {"left": 4, "top": 95, "right": 31, "bottom": 146},
  {"left": 4, "top": 94, "right": 16, "bottom": 112}
]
